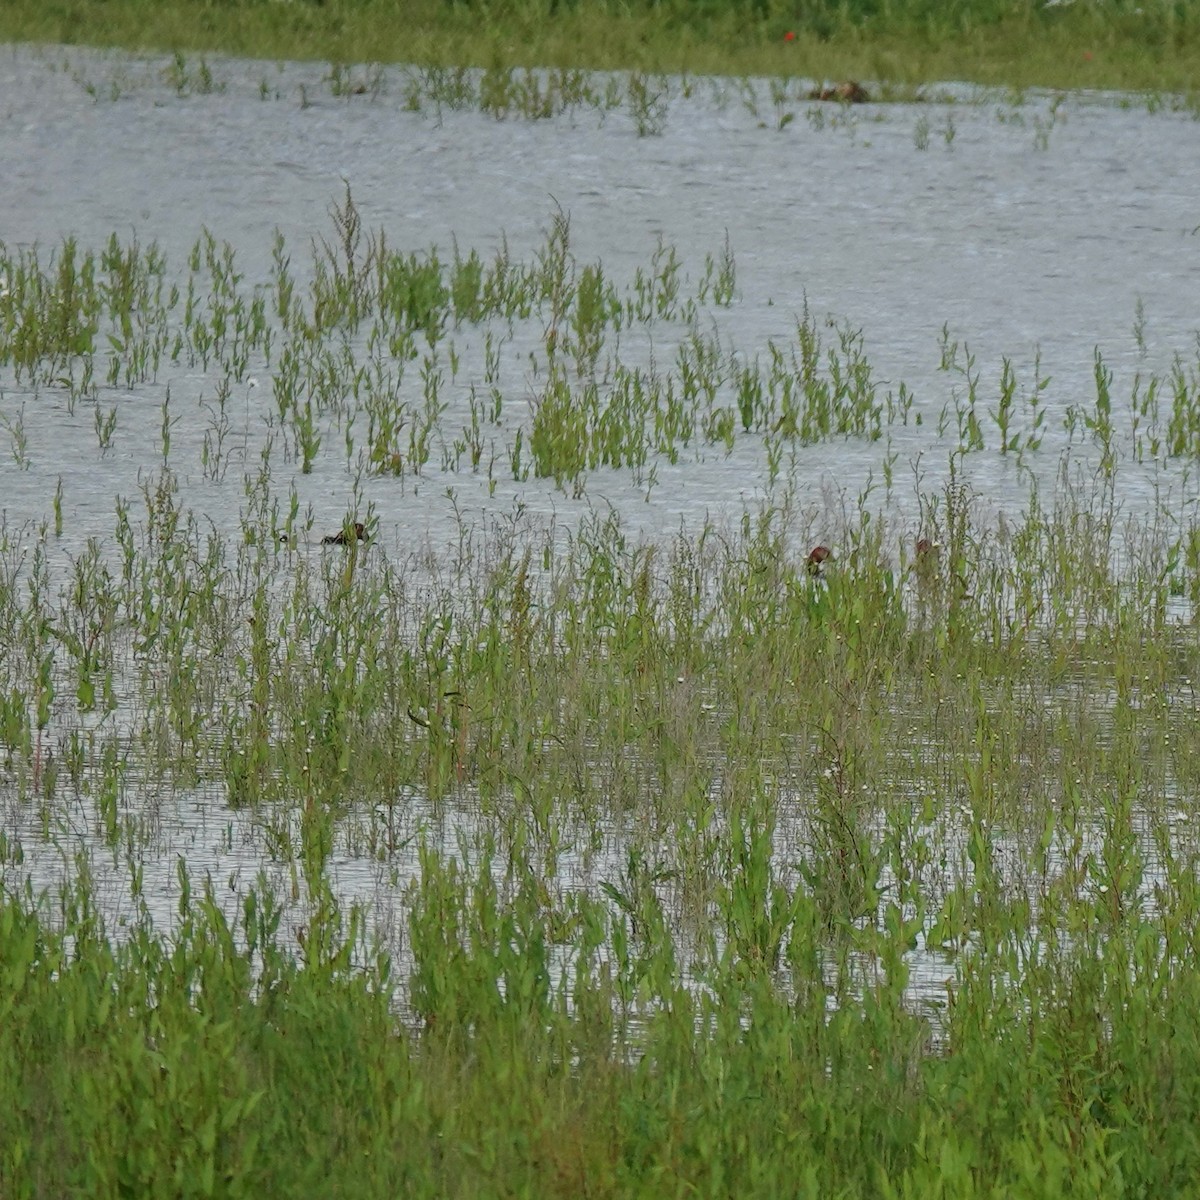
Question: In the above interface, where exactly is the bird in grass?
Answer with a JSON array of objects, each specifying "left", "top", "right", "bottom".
[
  {"left": 805, "top": 545, "right": 833, "bottom": 577},
  {"left": 913, "top": 536, "right": 941, "bottom": 582}
]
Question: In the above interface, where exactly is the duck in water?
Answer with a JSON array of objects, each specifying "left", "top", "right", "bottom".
[
  {"left": 322, "top": 521, "right": 368, "bottom": 546},
  {"left": 808, "top": 81, "right": 870, "bottom": 104}
]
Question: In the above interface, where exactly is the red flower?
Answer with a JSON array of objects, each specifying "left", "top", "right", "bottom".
[{"left": 783, "top": 30, "right": 796, "bottom": 41}]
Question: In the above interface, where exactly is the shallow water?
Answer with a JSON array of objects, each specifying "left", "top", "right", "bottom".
[
  {"left": 2, "top": 44, "right": 1199, "bottom": 1013},
  {"left": 3, "top": 45, "right": 1199, "bottom": 551}
]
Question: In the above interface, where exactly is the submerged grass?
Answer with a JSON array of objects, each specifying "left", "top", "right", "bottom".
[{"left": 4, "top": 199, "right": 1200, "bottom": 1191}]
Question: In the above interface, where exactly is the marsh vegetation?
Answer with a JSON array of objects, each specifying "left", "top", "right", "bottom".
[
  {"left": 4, "top": 187, "right": 1200, "bottom": 1193},
  {"left": 4, "top": 30, "right": 1200, "bottom": 1195}
]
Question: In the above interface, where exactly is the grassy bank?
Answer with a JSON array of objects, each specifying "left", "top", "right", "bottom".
[{"left": 3, "top": 0, "right": 1200, "bottom": 94}]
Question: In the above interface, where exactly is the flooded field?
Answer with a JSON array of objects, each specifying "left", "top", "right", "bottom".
[{"left": 3, "top": 43, "right": 1200, "bottom": 1195}]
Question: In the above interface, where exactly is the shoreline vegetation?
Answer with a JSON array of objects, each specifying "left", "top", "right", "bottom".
[{"left": 2, "top": 0, "right": 1200, "bottom": 96}]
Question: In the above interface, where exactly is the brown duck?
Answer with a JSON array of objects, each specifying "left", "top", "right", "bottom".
[
  {"left": 322, "top": 521, "right": 368, "bottom": 545},
  {"left": 805, "top": 545, "right": 833, "bottom": 577},
  {"left": 808, "top": 81, "right": 870, "bottom": 104}
]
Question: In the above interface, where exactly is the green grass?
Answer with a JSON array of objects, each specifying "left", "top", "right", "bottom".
[
  {"left": 8, "top": 853, "right": 1200, "bottom": 1197},
  {"left": 5, "top": 0, "right": 1200, "bottom": 95}
]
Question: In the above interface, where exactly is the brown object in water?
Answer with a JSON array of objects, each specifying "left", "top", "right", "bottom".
[
  {"left": 805, "top": 545, "right": 833, "bottom": 576},
  {"left": 808, "top": 81, "right": 870, "bottom": 104},
  {"left": 322, "top": 521, "right": 368, "bottom": 545}
]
